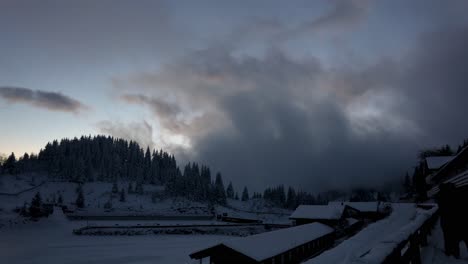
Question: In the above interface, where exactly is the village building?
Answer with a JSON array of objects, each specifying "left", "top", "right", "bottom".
[
  {"left": 422, "top": 156, "right": 455, "bottom": 176},
  {"left": 289, "top": 204, "right": 348, "bottom": 227},
  {"left": 327, "top": 201, "right": 388, "bottom": 220},
  {"left": 427, "top": 146, "right": 468, "bottom": 197},
  {"left": 189, "top": 222, "right": 335, "bottom": 264}
]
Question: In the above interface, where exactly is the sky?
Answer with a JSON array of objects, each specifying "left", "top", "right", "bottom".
[{"left": 1, "top": 0, "right": 468, "bottom": 192}]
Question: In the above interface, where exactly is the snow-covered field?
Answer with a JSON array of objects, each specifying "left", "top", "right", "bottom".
[
  {"left": 0, "top": 208, "right": 230, "bottom": 264},
  {"left": 0, "top": 175, "right": 292, "bottom": 263},
  {"left": 0, "top": 174, "right": 291, "bottom": 230}
]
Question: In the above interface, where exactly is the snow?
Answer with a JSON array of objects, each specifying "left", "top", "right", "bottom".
[
  {"left": 192, "top": 222, "right": 334, "bottom": 262},
  {"left": 306, "top": 203, "right": 436, "bottom": 264},
  {"left": 426, "top": 156, "right": 454, "bottom": 170},
  {"left": 0, "top": 208, "right": 230, "bottom": 264},
  {"left": 290, "top": 204, "right": 344, "bottom": 220},
  {"left": 0, "top": 176, "right": 294, "bottom": 263},
  {"left": 421, "top": 219, "right": 468, "bottom": 264}
]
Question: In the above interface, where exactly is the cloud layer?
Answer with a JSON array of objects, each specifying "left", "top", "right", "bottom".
[
  {"left": 110, "top": 19, "right": 468, "bottom": 192},
  {"left": 96, "top": 120, "right": 155, "bottom": 149},
  {"left": 0, "top": 86, "right": 87, "bottom": 114}
]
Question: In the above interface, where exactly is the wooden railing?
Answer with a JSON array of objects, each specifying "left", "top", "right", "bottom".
[{"left": 382, "top": 208, "right": 439, "bottom": 264}]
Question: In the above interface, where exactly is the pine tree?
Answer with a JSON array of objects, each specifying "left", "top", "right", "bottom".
[
  {"left": 119, "top": 188, "right": 126, "bottom": 202},
  {"left": 29, "top": 192, "right": 42, "bottom": 217},
  {"left": 241, "top": 186, "right": 249, "bottom": 201},
  {"left": 112, "top": 182, "right": 118, "bottom": 193},
  {"left": 286, "top": 187, "right": 297, "bottom": 209},
  {"left": 226, "top": 182, "right": 234, "bottom": 199},
  {"left": 3, "top": 152, "right": 17, "bottom": 175},
  {"left": 235, "top": 192, "right": 239, "bottom": 200},
  {"left": 58, "top": 193, "right": 63, "bottom": 204},
  {"left": 214, "top": 173, "right": 227, "bottom": 204},
  {"left": 76, "top": 186, "right": 85, "bottom": 208},
  {"left": 128, "top": 182, "right": 134, "bottom": 193}
]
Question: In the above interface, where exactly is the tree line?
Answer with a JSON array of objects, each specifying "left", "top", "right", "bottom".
[{"left": 0, "top": 135, "right": 394, "bottom": 208}]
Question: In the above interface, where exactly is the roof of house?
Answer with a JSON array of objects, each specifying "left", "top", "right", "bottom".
[
  {"left": 290, "top": 205, "right": 345, "bottom": 220},
  {"left": 425, "top": 156, "right": 455, "bottom": 170},
  {"left": 427, "top": 168, "right": 468, "bottom": 197},
  {"left": 427, "top": 146, "right": 468, "bottom": 193},
  {"left": 190, "top": 222, "right": 334, "bottom": 262},
  {"left": 328, "top": 201, "right": 380, "bottom": 213}
]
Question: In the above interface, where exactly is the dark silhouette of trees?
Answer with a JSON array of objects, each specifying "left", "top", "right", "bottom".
[
  {"left": 119, "top": 188, "right": 126, "bottom": 202},
  {"left": 226, "top": 182, "right": 235, "bottom": 199},
  {"left": 29, "top": 192, "right": 42, "bottom": 217},
  {"left": 214, "top": 173, "right": 227, "bottom": 205},
  {"left": 241, "top": 186, "right": 249, "bottom": 201},
  {"left": 3, "top": 152, "right": 18, "bottom": 175}
]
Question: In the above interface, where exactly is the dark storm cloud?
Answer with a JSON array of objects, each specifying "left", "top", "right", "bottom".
[
  {"left": 0, "top": 86, "right": 87, "bottom": 113},
  {"left": 397, "top": 27, "right": 468, "bottom": 144},
  {"left": 114, "top": 48, "right": 420, "bottom": 192},
  {"left": 96, "top": 120, "right": 155, "bottom": 149},
  {"left": 112, "top": 1, "right": 468, "bottom": 192}
]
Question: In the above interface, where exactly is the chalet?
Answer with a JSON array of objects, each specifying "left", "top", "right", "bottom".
[
  {"left": 427, "top": 146, "right": 468, "bottom": 197},
  {"left": 328, "top": 201, "right": 388, "bottom": 220},
  {"left": 289, "top": 204, "right": 347, "bottom": 227},
  {"left": 189, "top": 222, "right": 335, "bottom": 264},
  {"left": 422, "top": 156, "right": 454, "bottom": 176}
]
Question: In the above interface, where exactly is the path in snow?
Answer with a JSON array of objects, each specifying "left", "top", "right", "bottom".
[
  {"left": 421, "top": 219, "right": 468, "bottom": 264},
  {"left": 0, "top": 207, "right": 230, "bottom": 264}
]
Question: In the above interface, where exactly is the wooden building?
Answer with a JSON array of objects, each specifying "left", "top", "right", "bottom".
[
  {"left": 328, "top": 201, "right": 388, "bottom": 220},
  {"left": 289, "top": 205, "right": 347, "bottom": 227},
  {"left": 427, "top": 146, "right": 468, "bottom": 197},
  {"left": 422, "top": 156, "right": 454, "bottom": 177},
  {"left": 189, "top": 222, "right": 335, "bottom": 264}
]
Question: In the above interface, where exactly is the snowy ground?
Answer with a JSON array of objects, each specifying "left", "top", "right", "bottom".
[
  {"left": 0, "top": 208, "right": 230, "bottom": 264},
  {"left": 0, "top": 175, "right": 290, "bottom": 263},
  {"left": 422, "top": 219, "right": 468, "bottom": 264}
]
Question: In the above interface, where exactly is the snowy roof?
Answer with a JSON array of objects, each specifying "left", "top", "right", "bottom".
[
  {"left": 425, "top": 156, "right": 454, "bottom": 170},
  {"left": 191, "top": 223, "right": 334, "bottom": 261},
  {"left": 290, "top": 205, "right": 345, "bottom": 220},
  {"left": 328, "top": 202, "right": 380, "bottom": 213}
]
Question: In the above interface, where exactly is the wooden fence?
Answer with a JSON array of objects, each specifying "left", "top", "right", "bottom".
[{"left": 382, "top": 209, "right": 439, "bottom": 264}]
